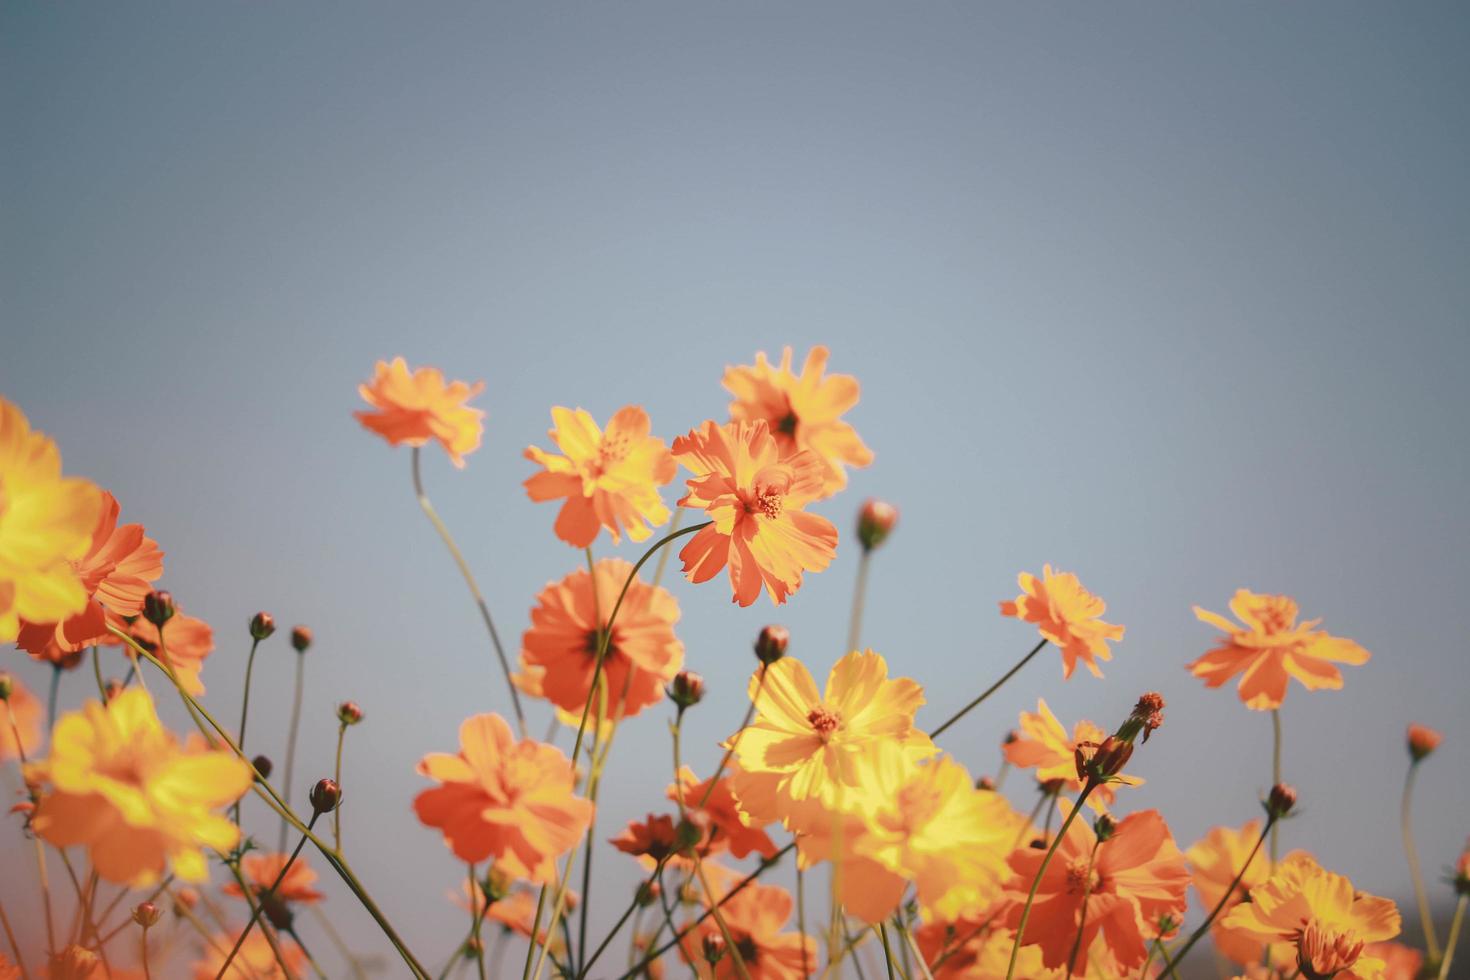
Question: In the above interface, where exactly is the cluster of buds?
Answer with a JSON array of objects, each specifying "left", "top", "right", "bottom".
[
  {"left": 755, "top": 625, "right": 789, "bottom": 666},
  {"left": 1076, "top": 692, "right": 1166, "bottom": 786},
  {"left": 142, "top": 590, "right": 175, "bottom": 627},
  {"left": 291, "top": 626, "right": 313, "bottom": 653},
  {"left": 250, "top": 611, "right": 276, "bottom": 640},
  {"left": 1406, "top": 723, "right": 1442, "bottom": 764},
  {"left": 337, "top": 701, "right": 364, "bottom": 726},
  {"left": 669, "top": 671, "right": 705, "bottom": 712},
  {"left": 856, "top": 499, "right": 899, "bottom": 552}
]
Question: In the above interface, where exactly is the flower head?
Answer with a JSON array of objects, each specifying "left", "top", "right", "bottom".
[
  {"left": 673, "top": 420, "right": 838, "bottom": 606},
  {"left": 611, "top": 813, "right": 680, "bottom": 862},
  {"left": 1188, "top": 590, "right": 1371, "bottom": 710},
  {"left": 1001, "top": 566, "right": 1124, "bottom": 679},
  {"left": 1004, "top": 700, "right": 1141, "bottom": 813},
  {"left": 680, "top": 880, "right": 818, "bottom": 980},
  {"left": 524, "top": 405, "right": 676, "bottom": 547},
  {"left": 223, "top": 852, "right": 325, "bottom": 906},
  {"left": 0, "top": 397, "right": 104, "bottom": 642},
  {"left": 668, "top": 767, "right": 779, "bottom": 861},
  {"left": 414, "top": 713, "right": 593, "bottom": 883},
  {"left": 354, "top": 357, "right": 485, "bottom": 467},
  {"left": 26, "top": 688, "right": 252, "bottom": 885},
  {"left": 1406, "top": 723, "right": 1441, "bottom": 763},
  {"left": 111, "top": 613, "right": 215, "bottom": 696}
]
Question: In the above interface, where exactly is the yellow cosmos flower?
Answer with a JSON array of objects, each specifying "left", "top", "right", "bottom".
[
  {"left": 728, "top": 650, "right": 934, "bottom": 832},
  {"left": 0, "top": 397, "right": 103, "bottom": 642},
  {"left": 26, "top": 688, "right": 253, "bottom": 885}
]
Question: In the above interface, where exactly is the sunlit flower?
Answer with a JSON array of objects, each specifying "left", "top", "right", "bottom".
[
  {"left": 727, "top": 651, "right": 934, "bottom": 831},
  {"left": 1185, "top": 820, "right": 1275, "bottom": 964},
  {"left": 1004, "top": 806, "right": 1189, "bottom": 973},
  {"left": 681, "top": 881, "right": 817, "bottom": 980},
  {"left": 16, "top": 491, "right": 163, "bottom": 658},
  {"left": 1000, "top": 566, "right": 1124, "bottom": 679},
  {"left": 413, "top": 713, "right": 593, "bottom": 884},
  {"left": 1221, "top": 853, "right": 1399, "bottom": 980},
  {"left": 723, "top": 345, "right": 873, "bottom": 496},
  {"left": 1005, "top": 700, "right": 1139, "bottom": 813},
  {"left": 1188, "top": 590, "right": 1371, "bottom": 710},
  {"left": 110, "top": 612, "right": 215, "bottom": 695},
  {"left": 915, "top": 923, "right": 1058, "bottom": 980},
  {"left": 518, "top": 558, "right": 683, "bottom": 721},
  {"left": 26, "top": 688, "right": 252, "bottom": 885},
  {"left": 223, "top": 852, "right": 325, "bottom": 906},
  {"left": 668, "top": 767, "right": 779, "bottom": 861},
  {"left": 0, "top": 675, "right": 43, "bottom": 762},
  {"left": 354, "top": 357, "right": 485, "bottom": 467},
  {"left": 524, "top": 406, "right": 676, "bottom": 547},
  {"left": 0, "top": 397, "right": 104, "bottom": 643},
  {"left": 672, "top": 420, "right": 838, "bottom": 607},
  {"left": 193, "top": 929, "right": 306, "bottom": 979},
  {"left": 1362, "top": 942, "right": 1422, "bottom": 980}
]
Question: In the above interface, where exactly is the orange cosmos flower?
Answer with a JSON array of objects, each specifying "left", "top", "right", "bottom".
[
  {"left": 110, "top": 612, "right": 214, "bottom": 695},
  {"left": 682, "top": 881, "right": 817, "bottom": 980},
  {"left": 723, "top": 345, "right": 873, "bottom": 497},
  {"left": 1221, "top": 853, "right": 1399, "bottom": 980},
  {"left": 1005, "top": 699, "right": 1140, "bottom": 813},
  {"left": 915, "top": 923, "right": 1058, "bottom": 980},
  {"left": 1004, "top": 806, "right": 1189, "bottom": 973},
  {"left": 413, "top": 713, "right": 593, "bottom": 884},
  {"left": 524, "top": 405, "right": 676, "bottom": 547},
  {"left": 1188, "top": 590, "right": 1371, "bottom": 710},
  {"left": 1184, "top": 820, "right": 1276, "bottom": 965},
  {"left": 354, "top": 357, "right": 485, "bottom": 467},
  {"left": 0, "top": 675, "right": 43, "bottom": 762},
  {"left": 15, "top": 492, "right": 163, "bottom": 658},
  {"left": 0, "top": 397, "right": 104, "bottom": 643},
  {"left": 612, "top": 813, "right": 680, "bottom": 862},
  {"left": 223, "top": 852, "right": 325, "bottom": 905},
  {"left": 668, "top": 767, "right": 779, "bottom": 861},
  {"left": 1362, "top": 942, "right": 1423, "bottom": 980},
  {"left": 26, "top": 688, "right": 252, "bottom": 885},
  {"left": 727, "top": 651, "right": 933, "bottom": 831},
  {"left": 518, "top": 558, "right": 683, "bottom": 721},
  {"left": 672, "top": 420, "right": 838, "bottom": 607},
  {"left": 193, "top": 929, "right": 306, "bottom": 979},
  {"left": 1000, "top": 566, "right": 1124, "bottom": 679}
]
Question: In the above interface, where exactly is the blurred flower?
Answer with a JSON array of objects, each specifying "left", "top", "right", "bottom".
[
  {"left": 611, "top": 814, "right": 679, "bottom": 861},
  {"left": 414, "top": 713, "right": 592, "bottom": 883},
  {"left": 518, "top": 558, "right": 683, "bottom": 721},
  {"left": 111, "top": 612, "right": 214, "bottom": 695},
  {"left": 856, "top": 498, "right": 898, "bottom": 552},
  {"left": 27, "top": 688, "right": 252, "bottom": 885},
  {"left": 681, "top": 880, "right": 817, "bottom": 980},
  {"left": 668, "top": 767, "right": 779, "bottom": 861},
  {"left": 0, "top": 675, "right": 43, "bottom": 762},
  {"left": 1005, "top": 699, "right": 1140, "bottom": 813},
  {"left": 192, "top": 928, "right": 306, "bottom": 979},
  {"left": 1406, "top": 723, "right": 1441, "bottom": 763},
  {"left": 524, "top": 405, "right": 676, "bottom": 547},
  {"left": 0, "top": 396, "right": 104, "bottom": 643},
  {"left": 1185, "top": 820, "right": 1275, "bottom": 964},
  {"left": 1362, "top": 942, "right": 1423, "bottom": 980},
  {"left": 223, "top": 852, "right": 325, "bottom": 906},
  {"left": 354, "top": 357, "right": 485, "bottom": 467},
  {"left": 1000, "top": 565, "right": 1124, "bottom": 680},
  {"left": 723, "top": 345, "right": 873, "bottom": 497},
  {"left": 914, "top": 923, "right": 1057, "bottom": 980},
  {"left": 1188, "top": 590, "right": 1370, "bottom": 710},
  {"left": 672, "top": 420, "right": 838, "bottom": 607}
]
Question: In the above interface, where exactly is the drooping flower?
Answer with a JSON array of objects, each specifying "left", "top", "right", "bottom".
[
  {"left": 517, "top": 558, "right": 683, "bottom": 722},
  {"left": 0, "top": 397, "right": 104, "bottom": 643},
  {"left": 111, "top": 612, "right": 215, "bottom": 695},
  {"left": 192, "top": 928, "right": 307, "bottom": 979},
  {"left": 16, "top": 491, "right": 163, "bottom": 658},
  {"left": 1000, "top": 566, "right": 1124, "bottom": 679},
  {"left": 667, "top": 766, "right": 779, "bottom": 861},
  {"left": 727, "top": 651, "right": 934, "bottom": 831},
  {"left": 524, "top": 406, "right": 676, "bottom": 547},
  {"left": 26, "top": 688, "right": 252, "bottom": 885},
  {"left": 1005, "top": 699, "right": 1140, "bottom": 813},
  {"left": 1188, "top": 591, "right": 1371, "bottom": 710},
  {"left": 1221, "top": 854, "right": 1399, "bottom": 980},
  {"left": 413, "top": 713, "right": 593, "bottom": 884},
  {"left": 223, "top": 852, "right": 325, "bottom": 906},
  {"left": 0, "top": 675, "right": 43, "bottom": 762},
  {"left": 1184, "top": 820, "right": 1275, "bottom": 964},
  {"left": 723, "top": 345, "right": 873, "bottom": 496},
  {"left": 354, "top": 357, "right": 485, "bottom": 467},
  {"left": 672, "top": 420, "right": 838, "bottom": 607},
  {"left": 1004, "top": 806, "right": 1190, "bottom": 973},
  {"left": 681, "top": 880, "right": 818, "bottom": 980}
]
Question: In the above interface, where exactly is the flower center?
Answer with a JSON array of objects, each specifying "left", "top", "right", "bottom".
[
  {"left": 1065, "top": 859, "right": 1098, "bottom": 895},
  {"left": 776, "top": 410, "right": 798, "bottom": 437},
  {"left": 1296, "top": 921, "right": 1364, "bottom": 980},
  {"left": 1253, "top": 597, "right": 1299, "bottom": 634},
  {"left": 735, "top": 934, "right": 759, "bottom": 964},
  {"left": 751, "top": 489, "right": 783, "bottom": 519},
  {"left": 807, "top": 705, "right": 840, "bottom": 739},
  {"left": 583, "top": 627, "right": 619, "bottom": 660}
]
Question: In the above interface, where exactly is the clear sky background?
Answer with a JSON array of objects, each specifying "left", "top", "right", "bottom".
[{"left": 3, "top": 2, "right": 1468, "bottom": 975}]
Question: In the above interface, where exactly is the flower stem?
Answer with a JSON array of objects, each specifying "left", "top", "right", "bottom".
[
  {"left": 333, "top": 721, "right": 348, "bottom": 852},
  {"left": 697, "top": 664, "right": 767, "bottom": 809},
  {"left": 91, "top": 645, "right": 106, "bottom": 700},
  {"left": 1005, "top": 784, "right": 1094, "bottom": 980},
  {"left": 877, "top": 922, "right": 901, "bottom": 980},
  {"left": 468, "top": 865, "right": 488, "bottom": 980},
  {"left": 847, "top": 550, "right": 872, "bottom": 654},
  {"left": 412, "top": 446, "right": 527, "bottom": 738},
  {"left": 237, "top": 637, "right": 262, "bottom": 749},
  {"left": 218, "top": 812, "right": 321, "bottom": 978},
  {"left": 929, "top": 639, "right": 1048, "bottom": 740},
  {"left": 1167, "top": 817, "right": 1273, "bottom": 969},
  {"left": 0, "top": 896, "right": 31, "bottom": 980},
  {"left": 1437, "top": 894, "right": 1467, "bottom": 980},
  {"left": 1063, "top": 841, "right": 1101, "bottom": 980},
  {"left": 279, "top": 650, "right": 305, "bottom": 853},
  {"left": 579, "top": 859, "right": 667, "bottom": 979},
  {"left": 1270, "top": 708, "right": 1282, "bottom": 864},
  {"left": 797, "top": 861, "right": 810, "bottom": 979},
  {"left": 896, "top": 916, "right": 933, "bottom": 980},
  {"left": 1402, "top": 761, "right": 1441, "bottom": 960},
  {"left": 46, "top": 665, "right": 60, "bottom": 731}
]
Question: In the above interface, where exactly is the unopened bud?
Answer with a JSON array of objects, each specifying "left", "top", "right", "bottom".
[
  {"left": 337, "top": 701, "right": 364, "bottom": 726},
  {"left": 172, "top": 887, "right": 199, "bottom": 915},
  {"left": 1040, "top": 777, "right": 1066, "bottom": 796},
  {"left": 857, "top": 499, "right": 899, "bottom": 552},
  {"left": 463, "top": 937, "right": 483, "bottom": 960},
  {"left": 1452, "top": 849, "right": 1470, "bottom": 896},
  {"left": 132, "top": 901, "right": 162, "bottom": 929},
  {"left": 104, "top": 679, "right": 124, "bottom": 701},
  {"left": 1076, "top": 736, "right": 1133, "bottom": 783},
  {"left": 976, "top": 775, "right": 996, "bottom": 791},
  {"left": 702, "top": 934, "right": 728, "bottom": 964},
  {"left": 1407, "top": 724, "right": 1442, "bottom": 764},
  {"left": 1093, "top": 813, "right": 1117, "bottom": 842},
  {"left": 309, "top": 777, "right": 342, "bottom": 814},
  {"left": 142, "top": 590, "right": 175, "bottom": 627},
  {"left": 675, "top": 810, "right": 710, "bottom": 854},
  {"left": 1266, "top": 783, "right": 1297, "bottom": 820},
  {"left": 1003, "top": 729, "right": 1021, "bottom": 746},
  {"left": 291, "top": 625, "right": 313, "bottom": 653},
  {"left": 250, "top": 612, "right": 276, "bottom": 640},
  {"left": 481, "top": 867, "right": 513, "bottom": 905},
  {"left": 755, "top": 625, "right": 790, "bottom": 666},
  {"left": 0, "top": 673, "right": 12, "bottom": 701},
  {"left": 636, "top": 880, "right": 661, "bottom": 907},
  {"left": 251, "top": 755, "right": 273, "bottom": 779},
  {"left": 669, "top": 670, "right": 704, "bottom": 710}
]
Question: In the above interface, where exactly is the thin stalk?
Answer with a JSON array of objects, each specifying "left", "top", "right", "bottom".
[
  {"left": 1152, "top": 937, "right": 1182, "bottom": 980},
  {"left": 91, "top": 645, "right": 106, "bottom": 699},
  {"left": 279, "top": 651, "right": 305, "bottom": 853},
  {"left": 308, "top": 906, "right": 367, "bottom": 980},
  {"left": 412, "top": 446, "right": 526, "bottom": 737},
  {"left": 469, "top": 865, "right": 488, "bottom": 980},
  {"left": 287, "top": 927, "right": 328, "bottom": 979},
  {"left": 895, "top": 918, "right": 934, "bottom": 980},
  {"left": 141, "top": 926, "right": 153, "bottom": 980},
  {"left": 222, "top": 856, "right": 297, "bottom": 980},
  {"left": 877, "top": 922, "right": 901, "bottom": 980},
  {"left": 1438, "top": 894, "right": 1467, "bottom": 980},
  {"left": 46, "top": 665, "right": 60, "bottom": 731},
  {"left": 1063, "top": 842, "right": 1101, "bottom": 980},
  {"left": 1401, "top": 762, "right": 1440, "bottom": 959},
  {"left": 697, "top": 663, "right": 767, "bottom": 809},
  {"left": 1167, "top": 817, "right": 1273, "bottom": 969},
  {"left": 0, "top": 896, "right": 31, "bottom": 980},
  {"left": 847, "top": 550, "right": 872, "bottom": 653},
  {"left": 218, "top": 813, "right": 321, "bottom": 978},
  {"left": 929, "top": 639, "right": 1047, "bottom": 739},
  {"left": 333, "top": 722, "right": 348, "bottom": 852},
  {"left": 1005, "top": 785, "right": 1095, "bottom": 980},
  {"left": 797, "top": 862, "right": 810, "bottom": 980},
  {"left": 237, "top": 637, "right": 262, "bottom": 748},
  {"left": 156, "top": 623, "right": 211, "bottom": 743},
  {"left": 1270, "top": 709, "right": 1282, "bottom": 864},
  {"left": 580, "top": 859, "right": 668, "bottom": 978},
  {"left": 651, "top": 507, "right": 683, "bottom": 588},
  {"left": 32, "top": 833, "right": 56, "bottom": 957},
  {"left": 576, "top": 545, "right": 601, "bottom": 977},
  {"left": 96, "top": 876, "right": 172, "bottom": 944}
]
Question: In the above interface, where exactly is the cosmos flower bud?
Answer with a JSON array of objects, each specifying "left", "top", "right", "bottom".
[
  {"left": 1003, "top": 729, "right": 1021, "bottom": 746},
  {"left": 172, "top": 887, "right": 199, "bottom": 915},
  {"left": 636, "top": 880, "right": 661, "bottom": 907},
  {"left": 670, "top": 671, "right": 705, "bottom": 710},
  {"left": 702, "top": 934, "right": 728, "bottom": 964},
  {"left": 1266, "top": 783, "right": 1297, "bottom": 820},
  {"left": 976, "top": 775, "right": 996, "bottom": 791},
  {"left": 0, "top": 673, "right": 12, "bottom": 701},
  {"left": 337, "top": 701, "right": 364, "bottom": 726},
  {"left": 1407, "top": 724, "right": 1442, "bottom": 763},
  {"left": 1452, "top": 847, "right": 1470, "bottom": 896},
  {"left": 104, "top": 679, "right": 124, "bottom": 701},
  {"left": 291, "top": 625, "right": 313, "bottom": 653},
  {"left": 1132, "top": 692, "right": 1165, "bottom": 743},
  {"left": 755, "top": 625, "right": 790, "bottom": 666},
  {"left": 132, "top": 901, "right": 162, "bottom": 928},
  {"left": 142, "top": 590, "right": 175, "bottom": 627},
  {"left": 250, "top": 612, "right": 276, "bottom": 640},
  {"left": 463, "top": 937, "right": 484, "bottom": 960},
  {"left": 1040, "top": 777, "right": 1067, "bottom": 796},
  {"left": 251, "top": 755, "right": 273, "bottom": 779},
  {"left": 1075, "top": 736, "right": 1133, "bottom": 783},
  {"left": 1093, "top": 813, "right": 1117, "bottom": 842},
  {"left": 309, "top": 777, "right": 342, "bottom": 814},
  {"left": 857, "top": 499, "right": 899, "bottom": 552},
  {"left": 675, "top": 810, "right": 710, "bottom": 854},
  {"left": 482, "top": 867, "right": 514, "bottom": 905}
]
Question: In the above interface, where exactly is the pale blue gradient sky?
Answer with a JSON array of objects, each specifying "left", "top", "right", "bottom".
[{"left": 3, "top": 2, "right": 1468, "bottom": 974}]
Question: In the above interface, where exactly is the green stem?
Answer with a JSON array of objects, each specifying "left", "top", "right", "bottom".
[
  {"left": 1005, "top": 784, "right": 1094, "bottom": 980},
  {"left": 1270, "top": 708, "right": 1282, "bottom": 864},
  {"left": 91, "top": 645, "right": 106, "bottom": 700},
  {"left": 0, "top": 897, "right": 31, "bottom": 980},
  {"left": 895, "top": 917, "right": 934, "bottom": 980},
  {"left": 1152, "top": 937, "right": 1182, "bottom": 980},
  {"left": 218, "top": 813, "right": 320, "bottom": 977},
  {"left": 847, "top": 549, "right": 872, "bottom": 654},
  {"left": 288, "top": 927, "right": 328, "bottom": 979},
  {"left": 697, "top": 664, "right": 766, "bottom": 810},
  {"left": 877, "top": 922, "right": 900, "bottom": 980},
  {"left": 222, "top": 856, "right": 298, "bottom": 980},
  {"left": 1064, "top": 842, "right": 1101, "bottom": 980},
  {"left": 333, "top": 722, "right": 348, "bottom": 852},
  {"left": 1402, "top": 762, "right": 1441, "bottom": 959},
  {"left": 929, "top": 639, "right": 1047, "bottom": 739},
  {"left": 1167, "top": 817, "right": 1273, "bottom": 970},
  {"left": 796, "top": 861, "right": 809, "bottom": 979},
  {"left": 1438, "top": 894, "right": 1467, "bottom": 980},
  {"left": 46, "top": 665, "right": 60, "bottom": 732},
  {"left": 279, "top": 651, "right": 305, "bottom": 853},
  {"left": 469, "top": 865, "right": 488, "bottom": 980},
  {"left": 237, "top": 637, "right": 262, "bottom": 749},
  {"left": 651, "top": 506, "right": 683, "bottom": 588},
  {"left": 579, "top": 859, "right": 667, "bottom": 978}
]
